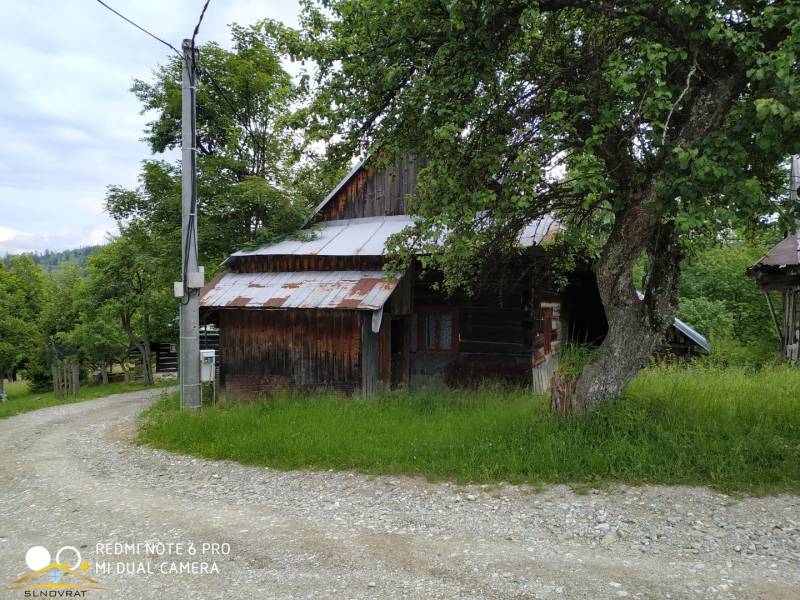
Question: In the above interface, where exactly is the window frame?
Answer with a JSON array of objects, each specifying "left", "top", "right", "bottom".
[{"left": 416, "top": 306, "right": 459, "bottom": 353}]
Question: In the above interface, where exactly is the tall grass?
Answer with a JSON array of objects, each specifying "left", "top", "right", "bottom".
[{"left": 138, "top": 365, "right": 800, "bottom": 494}]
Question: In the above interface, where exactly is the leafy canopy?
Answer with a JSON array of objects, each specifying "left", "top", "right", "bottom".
[
  {"left": 279, "top": 1, "right": 800, "bottom": 290},
  {"left": 109, "top": 23, "right": 335, "bottom": 271}
]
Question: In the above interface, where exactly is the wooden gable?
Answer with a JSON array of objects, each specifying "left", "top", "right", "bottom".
[{"left": 314, "top": 157, "right": 424, "bottom": 222}]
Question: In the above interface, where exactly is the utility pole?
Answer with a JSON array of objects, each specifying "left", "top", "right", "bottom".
[
  {"left": 177, "top": 38, "right": 202, "bottom": 410},
  {"left": 791, "top": 155, "right": 800, "bottom": 264}
]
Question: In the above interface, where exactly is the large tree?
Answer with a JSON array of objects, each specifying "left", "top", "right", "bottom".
[
  {"left": 281, "top": 0, "right": 800, "bottom": 411},
  {"left": 0, "top": 259, "right": 42, "bottom": 396},
  {"left": 108, "top": 23, "right": 341, "bottom": 270}
]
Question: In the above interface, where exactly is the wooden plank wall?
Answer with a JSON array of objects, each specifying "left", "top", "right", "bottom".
[
  {"left": 219, "top": 309, "right": 361, "bottom": 399},
  {"left": 410, "top": 262, "right": 549, "bottom": 387},
  {"left": 232, "top": 255, "right": 385, "bottom": 274},
  {"left": 317, "top": 158, "right": 423, "bottom": 221},
  {"left": 413, "top": 265, "right": 538, "bottom": 356},
  {"left": 783, "top": 287, "right": 800, "bottom": 364},
  {"left": 361, "top": 316, "right": 379, "bottom": 396}
]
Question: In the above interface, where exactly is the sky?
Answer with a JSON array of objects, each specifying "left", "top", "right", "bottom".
[{"left": 0, "top": 0, "right": 301, "bottom": 256}]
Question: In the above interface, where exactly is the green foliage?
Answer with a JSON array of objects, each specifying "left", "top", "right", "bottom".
[
  {"left": 85, "top": 226, "right": 176, "bottom": 358},
  {"left": 0, "top": 257, "right": 45, "bottom": 386},
  {"left": 279, "top": 0, "right": 800, "bottom": 295},
  {"left": 557, "top": 344, "right": 596, "bottom": 379},
  {"left": 71, "top": 303, "right": 130, "bottom": 373},
  {"left": 109, "top": 23, "right": 335, "bottom": 273},
  {"left": 677, "top": 235, "right": 782, "bottom": 364},
  {"left": 677, "top": 297, "right": 735, "bottom": 340},
  {"left": 2, "top": 246, "right": 99, "bottom": 272},
  {"left": 139, "top": 365, "right": 800, "bottom": 495}
]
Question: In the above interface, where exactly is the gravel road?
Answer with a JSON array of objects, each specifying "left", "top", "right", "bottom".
[{"left": 0, "top": 389, "right": 798, "bottom": 599}]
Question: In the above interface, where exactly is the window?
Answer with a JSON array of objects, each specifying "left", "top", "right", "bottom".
[{"left": 418, "top": 308, "right": 458, "bottom": 352}]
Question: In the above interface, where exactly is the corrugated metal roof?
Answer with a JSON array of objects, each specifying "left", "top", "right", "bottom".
[
  {"left": 518, "top": 214, "right": 561, "bottom": 247},
  {"left": 750, "top": 231, "right": 799, "bottom": 269},
  {"left": 228, "top": 216, "right": 412, "bottom": 262},
  {"left": 635, "top": 291, "right": 711, "bottom": 352},
  {"left": 228, "top": 214, "right": 561, "bottom": 263},
  {"left": 673, "top": 317, "right": 712, "bottom": 353},
  {"left": 200, "top": 271, "right": 399, "bottom": 311}
]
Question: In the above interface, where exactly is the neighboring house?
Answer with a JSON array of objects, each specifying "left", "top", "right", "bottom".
[
  {"left": 747, "top": 230, "right": 800, "bottom": 364},
  {"left": 153, "top": 326, "right": 220, "bottom": 374},
  {"left": 200, "top": 159, "right": 708, "bottom": 398}
]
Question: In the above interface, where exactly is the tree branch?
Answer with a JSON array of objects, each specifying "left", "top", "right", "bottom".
[{"left": 661, "top": 58, "right": 697, "bottom": 147}]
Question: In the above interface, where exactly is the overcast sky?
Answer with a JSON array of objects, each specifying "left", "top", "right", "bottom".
[{"left": 0, "top": 0, "right": 301, "bottom": 255}]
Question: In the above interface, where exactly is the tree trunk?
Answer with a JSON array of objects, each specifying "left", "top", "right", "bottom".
[
  {"left": 137, "top": 342, "right": 154, "bottom": 385},
  {"left": 568, "top": 200, "right": 682, "bottom": 413},
  {"left": 0, "top": 370, "right": 6, "bottom": 400},
  {"left": 100, "top": 362, "right": 109, "bottom": 385}
]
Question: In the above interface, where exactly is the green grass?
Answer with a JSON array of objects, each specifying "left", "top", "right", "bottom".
[
  {"left": 0, "top": 379, "right": 173, "bottom": 420},
  {"left": 137, "top": 365, "right": 800, "bottom": 495}
]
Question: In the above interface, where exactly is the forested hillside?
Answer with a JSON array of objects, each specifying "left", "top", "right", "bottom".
[{"left": 2, "top": 246, "right": 99, "bottom": 272}]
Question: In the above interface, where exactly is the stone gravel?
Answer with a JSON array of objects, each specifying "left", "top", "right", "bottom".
[{"left": 0, "top": 389, "right": 798, "bottom": 599}]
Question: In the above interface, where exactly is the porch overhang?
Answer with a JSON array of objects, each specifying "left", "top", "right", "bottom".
[{"left": 200, "top": 270, "right": 400, "bottom": 311}]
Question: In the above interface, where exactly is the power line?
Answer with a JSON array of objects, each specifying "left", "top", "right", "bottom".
[
  {"left": 93, "top": 0, "right": 181, "bottom": 57},
  {"left": 191, "top": 0, "right": 212, "bottom": 49}
]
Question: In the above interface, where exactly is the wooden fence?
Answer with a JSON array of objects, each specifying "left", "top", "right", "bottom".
[{"left": 52, "top": 359, "right": 80, "bottom": 398}]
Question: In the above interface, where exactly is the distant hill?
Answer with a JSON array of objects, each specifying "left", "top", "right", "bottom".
[{"left": 2, "top": 246, "right": 100, "bottom": 272}]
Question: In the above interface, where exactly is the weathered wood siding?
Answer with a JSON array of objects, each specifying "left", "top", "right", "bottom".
[
  {"left": 409, "top": 259, "right": 560, "bottom": 388},
  {"left": 783, "top": 287, "right": 800, "bottom": 364},
  {"left": 219, "top": 309, "right": 361, "bottom": 398},
  {"left": 317, "top": 159, "right": 423, "bottom": 222},
  {"left": 232, "top": 255, "right": 384, "bottom": 274}
]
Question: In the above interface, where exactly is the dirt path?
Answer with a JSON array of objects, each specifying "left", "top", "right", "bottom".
[{"left": 0, "top": 390, "right": 797, "bottom": 599}]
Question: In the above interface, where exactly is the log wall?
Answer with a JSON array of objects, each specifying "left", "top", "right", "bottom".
[{"left": 219, "top": 309, "right": 362, "bottom": 399}]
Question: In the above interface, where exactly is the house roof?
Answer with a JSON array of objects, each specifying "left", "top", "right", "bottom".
[
  {"left": 228, "top": 216, "right": 413, "bottom": 263},
  {"left": 200, "top": 270, "right": 400, "bottom": 311},
  {"left": 748, "top": 231, "right": 799, "bottom": 271},
  {"left": 634, "top": 291, "right": 711, "bottom": 352},
  {"left": 226, "top": 214, "right": 561, "bottom": 266},
  {"left": 672, "top": 317, "right": 712, "bottom": 353}
]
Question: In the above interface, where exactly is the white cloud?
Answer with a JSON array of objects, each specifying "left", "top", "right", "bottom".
[
  {"left": 0, "top": 226, "right": 18, "bottom": 243},
  {"left": 88, "top": 228, "right": 111, "bottom": 245},
  {"left": 0, "top": 0, "right": 301, "bottom": 254}
]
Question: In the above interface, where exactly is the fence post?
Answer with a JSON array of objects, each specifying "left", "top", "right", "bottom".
[
  {"left": 52, "top": 363, "right": 60, "bottom": 398},
  {"left": 71, "top": 362, "right": 80, "bottom": 397}
]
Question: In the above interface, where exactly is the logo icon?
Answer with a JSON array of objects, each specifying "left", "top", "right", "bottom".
[{"left": 9, "top": 545, "right": 103, "bottom": 592}]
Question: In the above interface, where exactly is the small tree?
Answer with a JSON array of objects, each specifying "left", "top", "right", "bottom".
[
  {"left": 86, "top": 228, "right": 174, "bottom": 385},
  {"left": 72, "top": 304, "right": 130, "bottom": 384}
]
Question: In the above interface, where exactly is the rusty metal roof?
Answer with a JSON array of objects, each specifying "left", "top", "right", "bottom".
[
  {"left": 226, "top": 214, "right": 561, "bottom": 265},
  {"left": 750, "top": 231, "right": 799, "bottom": 270},
  {"left": 200, "top": 271, "right": 399, "bottom": 311}
]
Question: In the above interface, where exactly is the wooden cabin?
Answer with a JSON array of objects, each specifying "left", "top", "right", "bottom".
[
  {"left": 201, "top": 159, "right": 709, "bottom": 398},
  {"left": 747, "top": 230, "right": 800, "bottom": 364}
]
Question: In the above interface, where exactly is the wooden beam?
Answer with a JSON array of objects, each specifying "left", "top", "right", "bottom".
[{"left": 764, "top": 291, "right": 784, "bottom": 348}]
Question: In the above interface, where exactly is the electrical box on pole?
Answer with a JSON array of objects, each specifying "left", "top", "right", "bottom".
[{"left": 178, "top": 38, "right": 203, "bottom": 410}]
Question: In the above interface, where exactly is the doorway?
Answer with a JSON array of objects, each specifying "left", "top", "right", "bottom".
[{"left": 390, "top": 317, "right": 410, "bottom": 388}]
